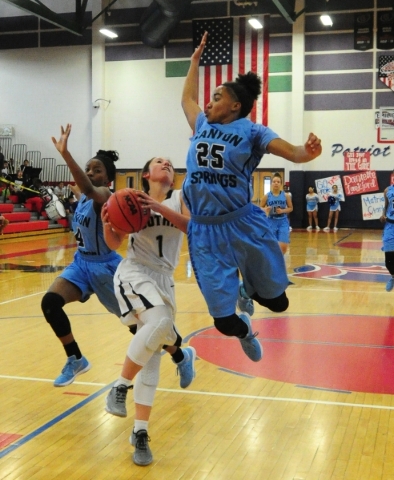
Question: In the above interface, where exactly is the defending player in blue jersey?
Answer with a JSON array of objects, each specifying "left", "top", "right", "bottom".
[
  {"left": 41, "top": 124, "right": 122, "bottom": 387},
  {"left": 181, "top": 32, "right": 322, "bottom": 362},
  {"left": 381, "top": 183, "right": 394, "bottom": 292}
]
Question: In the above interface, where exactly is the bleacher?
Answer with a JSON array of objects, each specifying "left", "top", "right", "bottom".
[{"left": 0, "top": 138, "right": 72, "bottom": 237}]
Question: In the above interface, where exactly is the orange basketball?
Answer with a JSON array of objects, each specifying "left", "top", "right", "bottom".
[{"left": 106, "top": 188, "right": 150, "bottom": 234}]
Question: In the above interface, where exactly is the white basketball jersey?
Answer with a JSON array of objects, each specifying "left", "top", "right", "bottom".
[{"left": 126, "top": 189, "right": 184, "bottom": 273}]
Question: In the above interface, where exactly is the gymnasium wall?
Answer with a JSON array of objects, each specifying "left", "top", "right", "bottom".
[
  {"left": 0, "top": 0, "right": 393, "bottom": 178},
  {"left": 289, "top": 170, "right": 391, "bottom": 230}
]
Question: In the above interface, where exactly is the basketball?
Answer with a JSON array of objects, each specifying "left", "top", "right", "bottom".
[{"left": 106, "top": 188, "right": 150, "bottom": 234}]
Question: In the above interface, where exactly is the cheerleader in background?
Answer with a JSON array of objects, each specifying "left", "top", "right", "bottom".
[{"left": 306, "top": 186, "right": 320, "bottom": 231}]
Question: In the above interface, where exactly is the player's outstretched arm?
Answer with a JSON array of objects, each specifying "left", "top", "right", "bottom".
[
  {"left": 181, "top": 31, "right": 207, "bottom": 130},
  {"left": 51, "top": 124, "right": 110, "bottom": 205},
  {"left": 267, "top": 132, "right": 322, "bottom": 164}
]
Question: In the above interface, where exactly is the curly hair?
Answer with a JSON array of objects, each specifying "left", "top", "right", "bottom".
[
  {"left": 223, "top": 71, "right": 262, "bottom": 118},
  {"left": 93, "top": 150, "right": 119, "bottom": 182}
]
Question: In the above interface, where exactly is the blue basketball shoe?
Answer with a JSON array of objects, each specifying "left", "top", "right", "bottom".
[
  {"left": 174, "top": 346, "right": 196, "bottom": 388},
  {"left": 54, "top": 355, "right": 91, "bottom": 387},
  {"left": 237, "top": 281, "right": 254, "bottom": 316},
  {"left": 386, "top": 277, "right": 394, "bottom": 292},
  {"left": 238, "top": 313, "right": 263, "bottom": 362}
]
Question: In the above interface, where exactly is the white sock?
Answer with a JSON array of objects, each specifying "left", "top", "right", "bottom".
[
  {"left": 134, "top": 420, "right": 149, "bottom": 433},
  {"left": 114, "top": 376, "right": 132, "bottom": 387}
]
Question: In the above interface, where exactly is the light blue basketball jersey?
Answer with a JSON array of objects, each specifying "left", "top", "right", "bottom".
[
  {"left": 72, "top": 194, "right": 113, "bottom": 256},
  {"left": 266, "top": 191, "right": 287, "bottom": 218},
  {"left": 182, "top": 112, "right": 279, "bottom": 216},
  {"left": 386, "top": 185, "right": 394, "bottom": 222}
]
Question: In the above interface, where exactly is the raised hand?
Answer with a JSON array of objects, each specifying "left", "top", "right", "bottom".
[
  {"left": 192, "top": 31, "right": 208, "bottom": 63},
  {"left": 51, "top": 124, "right": 72, "bottom": 155}
]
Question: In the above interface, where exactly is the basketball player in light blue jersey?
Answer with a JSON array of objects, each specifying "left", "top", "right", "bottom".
[
  {"left": 261, "top": 172, "right": 293, "bottom": 254},
  {"left": 181, "top": 32, "right": 322, "bottom": 362},
  {"left": 41, "top": 124, "right": 122, "bottom": 387},
  {"left": 381, "top": 183, "right": 394, "bottom": 292},
  {"left": 306, "top": 186, "right": 320, "bottom": 230}
]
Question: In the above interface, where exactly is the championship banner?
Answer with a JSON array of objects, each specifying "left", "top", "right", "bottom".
[
  {"left": 343, "top": 171, "right": 378, "bottom": 196},
  {"left": 343, "top": 151, "right": 370, "bottom": 171},
  {"left": 354, "top": 12, "right": 373, "bottom": 51},
  {"left": 379, "top": 55, "right": 394, "bottom": 91},
  {"left": 377, "top": 11, "right": 394, "bottom": 50}
]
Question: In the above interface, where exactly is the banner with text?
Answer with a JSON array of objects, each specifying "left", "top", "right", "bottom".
[
  {"left": 361, "top": 192, "right": 385, "bottom": 220},
  {"left": 377, "top": 11, "right": 394, "bottom": 50},
  {"left": 315, "top": 175, "right": 344, "bottom": 203},
  {"left": 343, "top": 170, "right": 379, "bottom": 196},
  {"left": 354, "top": 12, "right": 373, "bottom": 51},
  {"left": 344, "top": 151, "right": 370, "bottom": 171}
]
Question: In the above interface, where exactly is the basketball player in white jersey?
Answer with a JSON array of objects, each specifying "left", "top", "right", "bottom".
[{"left": 101, "top": 156, "right": 195, "bottom": 466}]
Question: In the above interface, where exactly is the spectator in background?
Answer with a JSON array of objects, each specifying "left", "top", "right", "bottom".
[
  {"left": 54, "top": 181, "right": 67, "bottom": 202},
  {"left": 64, "top": 193, "right": 79, "bottom": 230},
  {"left": 2, "top": 161, "right": 9, "bottom": 176},
  {"left": 0, "top": 147, "right": 4, "bottom": 172},
  {"left": 24, "top": 177, "right": 45, "bottom": 214},
  {"left": 21, "top": 159, "right": 30, "bottom": 171},
  {"left": 10, "top": 170, "right": 26, "bottom": 203}
]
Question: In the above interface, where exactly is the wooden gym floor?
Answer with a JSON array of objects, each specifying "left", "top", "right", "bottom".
[{"left": 0, "top": 228, "right": 394, "bottom": 480}]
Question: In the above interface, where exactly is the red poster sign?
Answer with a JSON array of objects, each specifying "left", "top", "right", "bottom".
[
  {"left": 343, "top": 170, "right": 379, "bottom": 196},
  {"left": 343, "top": 151, "right": 371, "bottom": 171}
]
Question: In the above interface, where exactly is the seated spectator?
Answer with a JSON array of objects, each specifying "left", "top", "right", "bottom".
[
  {"left": 20, "top": 159, "right": 30, "bottom": 172},
  {"left": 0, "top": 147, "right": 4, "bottom": 171},
  {"left": 24, "top": 177, "right": 45, "bottom": 214},
  {"left": 54, "top": 181, "right": 67, "bottom": 202},
  {"left": 1, "top": 161, "right": 9, "bottom": 176},
  {"left": 11, "top": 170, "right": 29, "bottom": 203},
  {"left": 64, "top": 193, "right": 79, "bottom": 230}
]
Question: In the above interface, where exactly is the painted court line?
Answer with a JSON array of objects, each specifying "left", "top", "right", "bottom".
[
  {"left": 0, "top": 383, "right": 112, "bottom": 459},
  {"left": 2, "top": 374, "right": 394, "bottom": 411}
]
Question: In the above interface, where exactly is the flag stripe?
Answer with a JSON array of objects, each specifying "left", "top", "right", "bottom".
[{"left": 196, "top": 16, "right": 269, "bottom": 124}]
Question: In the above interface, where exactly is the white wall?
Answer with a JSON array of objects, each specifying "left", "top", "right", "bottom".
[
  {"left": 0, "top": 33, "right": 389, "bottom": 175},
  {"left": 0, "top": 46, "right": 92, "bottom": 167},
  {"left": 105, "top": 59, "right": 193, "bottom": 169}
]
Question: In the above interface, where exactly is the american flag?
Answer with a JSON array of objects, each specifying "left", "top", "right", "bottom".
[
  {"left": 192, "top": 16, "right": 270, "bottom": 125},
  {"left": 379, "top": 54, "right": 394, "bottom": 90}
]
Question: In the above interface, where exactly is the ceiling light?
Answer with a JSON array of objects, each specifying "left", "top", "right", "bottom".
[
  {"left": 99, "top": 28, "right": 118, "bottom": 39},
  {"left": 248, "top": 18, "right": 263, "bottom": 30},
  {"left": 320, "top": 14, "right": 333, "bottom": 26}
]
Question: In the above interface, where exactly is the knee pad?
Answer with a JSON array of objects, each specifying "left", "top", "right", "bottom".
[
  {"left": 41, "top": 292, "right": 71, "bottom": 337},
  {"left": 139, "top": 305, "right": 176, "bottom": 352},
  {"left": 214, "top": 314, "right": 246, "bottom": 337},
  {"left": 140, "top": 351, "right": 161, "bottom": 387},
  {"left": 134, "top": 370, "right": 157, "bottom": 407},
  {"left": 252, "top": 291, "right": 289, "bottom": 312}
]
